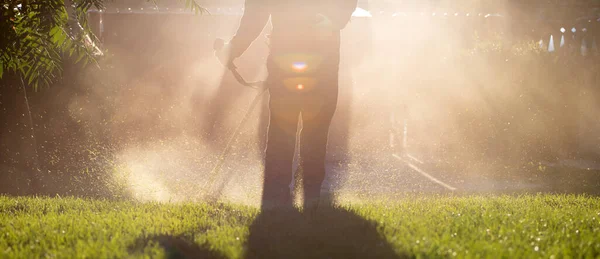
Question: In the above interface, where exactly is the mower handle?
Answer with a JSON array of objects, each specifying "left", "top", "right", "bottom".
[{"left": 214, "top": 38, "right": 263, "bottom": 89}]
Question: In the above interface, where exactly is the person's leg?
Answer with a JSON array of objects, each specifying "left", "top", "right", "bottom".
[
  {"left": 262, "top": 92, "right": 301, "bottom": 209},
  {"left": 299, "top": 80, "right": 338, "bottom": 208}
]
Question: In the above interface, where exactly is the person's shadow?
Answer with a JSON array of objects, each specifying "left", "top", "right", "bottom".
[
  {"left": 129, "top": 205, "right": 405, "bottom": 259},
  {"left": 245, "top": 205, "right": 404, "bottom": 259}
]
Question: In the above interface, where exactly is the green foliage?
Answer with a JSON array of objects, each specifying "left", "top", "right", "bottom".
[
  {"left": 0, "top": 0, "right": 205, "bottom": 90},
  {"left": 182, "top": 0, "right": 206, "bottom": 14},
  {"left": 0, "top": 0, "right": 103, "bottom": 89}
]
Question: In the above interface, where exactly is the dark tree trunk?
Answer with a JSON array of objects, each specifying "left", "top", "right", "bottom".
[
  {"left": 19, "top": 78, "right": 42, "bottom": 193},
  {"left": 0, "top": 74, "right": 41, "bottom": 194}
]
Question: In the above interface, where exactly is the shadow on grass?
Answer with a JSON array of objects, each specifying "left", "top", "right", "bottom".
[
  {"left": 129, "top": 205, "right": 405, "bottom": 259},
  {"left": 244, "top": 205, "right": 405, "bottom": 259},
  {"left": 129, "top": 234, "right": 225, "bottom": 259}
]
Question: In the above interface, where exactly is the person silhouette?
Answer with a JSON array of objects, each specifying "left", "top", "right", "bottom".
[{"left": 216, "top": 0, "right": 358, "bottom": 209}]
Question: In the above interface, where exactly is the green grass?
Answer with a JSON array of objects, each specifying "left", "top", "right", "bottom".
[{"left": 1, "top": 195, "right": 599, "bottom": 258}]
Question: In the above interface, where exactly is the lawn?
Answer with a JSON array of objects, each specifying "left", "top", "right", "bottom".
[{"left": 0, "top": 195, "right": 599, "bottom": 258}]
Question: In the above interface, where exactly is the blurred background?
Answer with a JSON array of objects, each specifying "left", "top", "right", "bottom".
[{"left": 1, "top": 0, "right": 599, "bottom": 203}]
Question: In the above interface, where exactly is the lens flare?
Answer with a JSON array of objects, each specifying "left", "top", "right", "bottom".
[
  {"left": 283, "top": 77, "right": 316, "bottom": 92},
  {"left": 292, "top": 62, "right": 308, "bottom": 71}
]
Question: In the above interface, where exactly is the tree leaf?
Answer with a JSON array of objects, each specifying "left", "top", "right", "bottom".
[
  {"left": 49, "top": 26, "right": 60, "bottom": 37},
  {"left": 76, "top": 50, "right": 86, "bottom": 63}
]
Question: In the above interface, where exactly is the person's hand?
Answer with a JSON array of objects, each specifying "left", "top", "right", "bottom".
[
  {"left": 314, "top": 13, "right": 335, "bottom": 39},
  {"left": 214, "top": 41, "right": 236, "bottom": 68}
]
